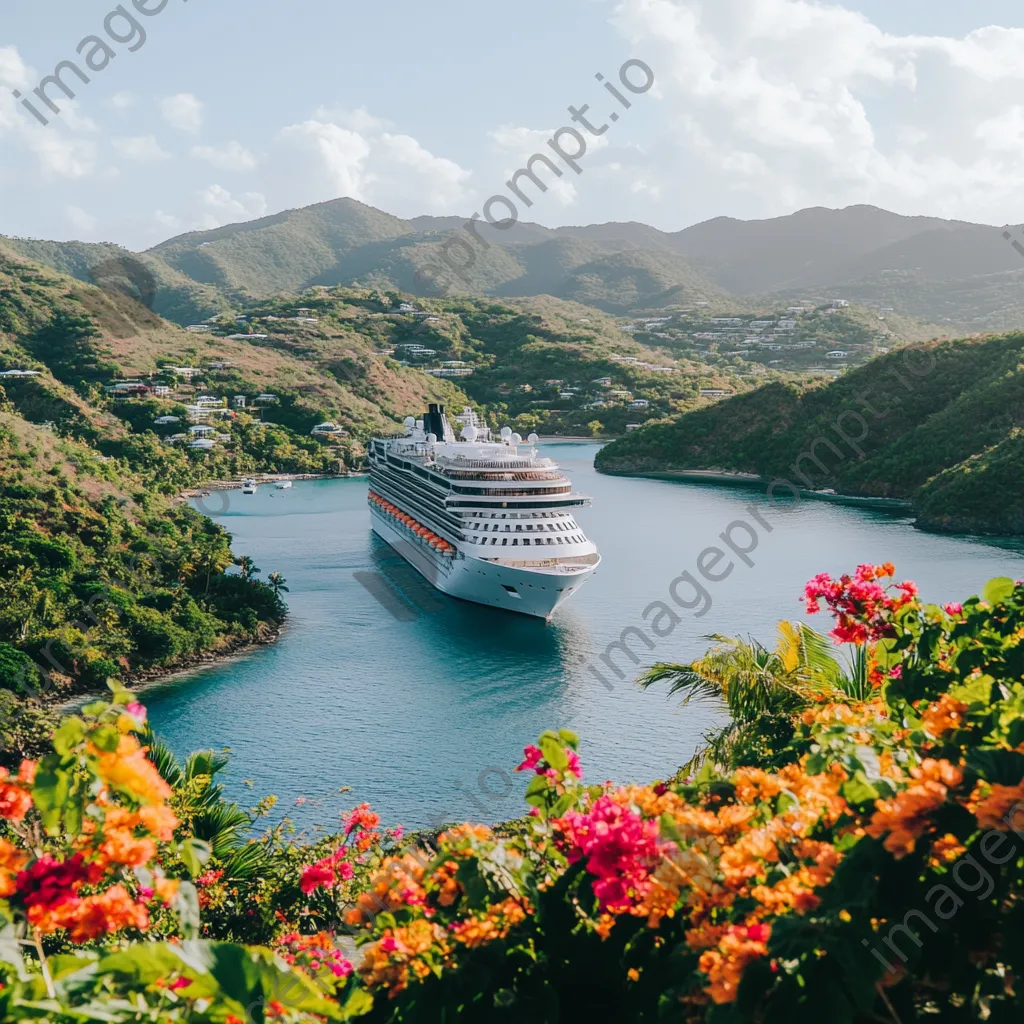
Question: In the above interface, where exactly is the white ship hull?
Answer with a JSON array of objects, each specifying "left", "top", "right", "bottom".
[{"left": 370, "top": 506, "right": 597, "bottom": 621}]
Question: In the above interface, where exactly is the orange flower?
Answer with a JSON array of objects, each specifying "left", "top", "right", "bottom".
[
  {"left": 0, "top": 764, "right": 33, "bottom": 822},
  {"left": 89, "top": 735, "right": 172, "bottom": 805},
  {"left": 867, "top": 781, "right": 948, "bottom": 858},
  {"left": 449, "top": 897, "right": 528, "bottom": 948},
  {"left": 921, "top": 695, "right": 969, "bottom": 738},
  {"left": 699, "top": 924, "right": 771, "bottom": 1004},
  {"left": 0, "top": 838, "right": 28, "bottom": 897},
  {"left": 929, "top": 833, "right": 966, "bottom": 866},
  {"left": 966, "top": 781, "right": 1024, "bottom": 831}
]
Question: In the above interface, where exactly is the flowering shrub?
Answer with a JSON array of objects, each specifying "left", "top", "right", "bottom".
[{"left": 4, "top": 566, "right": 1024, "bottom": 1023}]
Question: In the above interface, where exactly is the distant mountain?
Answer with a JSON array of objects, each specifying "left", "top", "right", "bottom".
[
  {"left": 594, "top": 333, "right": 1024, "bottom": 535},
  {"left": 5, "top": 199, "right": 1024, "bottom": 329}
]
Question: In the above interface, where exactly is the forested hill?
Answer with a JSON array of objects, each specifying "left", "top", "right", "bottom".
[
  {"left": 9, "top": 199, "right": 1024, "bottom": 330},
  {"left": 595, "top": 333, "right": 1024, "bottom": 535}
]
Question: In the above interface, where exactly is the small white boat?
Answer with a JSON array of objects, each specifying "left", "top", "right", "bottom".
[
  {"left": 242, "top": 478, "right": 258, "bottom": 494},
  {"left": 275, "top": 480, "right": 292, "bottom": 490}
]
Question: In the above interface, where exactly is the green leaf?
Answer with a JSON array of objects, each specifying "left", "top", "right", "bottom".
[
  {"left": 89, "top": 724, "right": 121, "bottom": 753},
  {"left": 557, "top": 729, "right": 580, "bottom": 750},
  {"left": 841, "top": 773, "right": 879, "bottom": 805},
  {"left": 52, "top": 718, "right": 86, "bottom": 755},
  {"left": 983, "top": 577, "right": 1016, "bottom": 606},
  {"left": 32, "top": 764, "right": 71, "bottom": 833},
  {"left": 539, "top": 733, "right": 568, "bottom": 771},
  {"left": 81, "top": 700, "right": 109, "bottom": 718},
  {"left": 177, "top": 837, "right": 212, "bottom": 878}
]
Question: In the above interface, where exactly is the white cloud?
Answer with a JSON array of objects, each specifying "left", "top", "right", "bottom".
[
  {"left": 268, "top": 108, "right": 473, "bottom": 215},
  {"left": 154, "top": 209, "right": 181, "bottom": 231},
  {"left": 66, "top": 205, "right": 98, "bottom": 233},
  {"left": 26, "top": 132, "right": 98, "bottom": 179},
  {"left": 191, "top": 141, "right": 259, "bottom": 171},
  {"left": 113, "top": 135, "right": 170, "bottom": 162},
  {"left": 273, "top": 120, "right": 372, "bottom": 206},
  {"left": 196, "top": 184, "right": 268, "bottom": 228},
  {"left": 605, "top": 0, "right": 1024, "bottom": 224},
  {"left": 106, "top": 91, "right": 136, "bottom": 111},
  {"left": 160, "top": 93, "right": 204, "bottom": 133}
]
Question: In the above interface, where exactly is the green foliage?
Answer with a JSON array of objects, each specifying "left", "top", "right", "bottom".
[{"left": 597, "top": 333, "right": 1024, "bottom": 534}]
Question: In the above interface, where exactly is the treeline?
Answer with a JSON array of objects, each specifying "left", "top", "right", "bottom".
[{"left": 595, "top": 333, "right": 1024, "bottom": 535}]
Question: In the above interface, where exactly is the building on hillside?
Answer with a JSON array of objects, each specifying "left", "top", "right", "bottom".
[
  {"left": 254, "top": 394, "right": 279, "bottom": 405},
  {"left": 629, "top": 399, "right": 650, "bottom": 409},
  {"left": 186, "top": 325, "right": 213, "bottom": 333},
  {"left": 311, "top": 422, "right": 347, "bottom": 437},
  {"left": 171, "top": 367, "right": 202, "bottom": 379},
  {"left": 826, "top": 350, "right": 849, "bottom": 359},
  {"left": 626, "top": 423, "right": 641, "bottom": 432},
  {"left": 424, "top": 367, "right": 472, "bottom": 377},
  {"left": 227, "top": 333, "right": 268, "bottom": 340},
  {"left": 233, "top": 396, "right": 247, "bottom": 408},
  {"left": 0, "top": 369, "right": 40, "bottom": 377},
  {"left": 208, "top": 360, "right": 233, "bottom": 369},
  {"left": 699, "top": 388, "right": 730, "bottom": 398},
  {"left": 154, "top": 415, "right": 180, "bottom": 425},
  {"left": 189, "top": 425, "right": 216, "bottom": 438}
]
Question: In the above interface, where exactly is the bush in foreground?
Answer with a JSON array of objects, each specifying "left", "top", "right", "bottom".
[{"left": 1, "top": 566, "right": 1024, "bottom": 1021}]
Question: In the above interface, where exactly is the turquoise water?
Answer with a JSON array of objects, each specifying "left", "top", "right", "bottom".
[{"left": 145, "top": 444, "right": 1024, "bottom": 833}]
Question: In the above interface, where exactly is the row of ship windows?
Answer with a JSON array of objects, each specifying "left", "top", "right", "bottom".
[
  {"left": 472, "top": 520, "right": 577, "bottom": 534},
  {"left": 473, "top": 535, "right": 584, "bottom": 547}
]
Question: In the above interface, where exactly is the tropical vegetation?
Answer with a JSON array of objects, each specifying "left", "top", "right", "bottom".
[
  {"left": 596, "top": 333, "right": 1024, "bottom": 534},
  {"left": 2, "top": 564, "right": 1024, "bottom": 1021}
]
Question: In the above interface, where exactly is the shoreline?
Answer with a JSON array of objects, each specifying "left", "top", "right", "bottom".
[
  {"left": 53, "top": 621, "right": 286, "bottom": 713},
  {"left": 597, "top": 466, "right": 914, "bottom": 511}
]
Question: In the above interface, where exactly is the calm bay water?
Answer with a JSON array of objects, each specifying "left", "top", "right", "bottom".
[{"left": 145, "top": 444, "right": 1024, "bottom": 832}]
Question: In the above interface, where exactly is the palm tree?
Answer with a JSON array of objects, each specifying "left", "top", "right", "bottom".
[
  {"left": 143, "top": 730, "right": 269, "bottom": 879},
  {"left": 639, "top": 622, "right": 868, "bottom": 774},
  {"left": 192, "top": 535, "right": 233, "bottom": 594},
  {"left": 267, "top": 572, "right": 289, "bottom": 595},
  {"left": 234, "top": 555, "right": 260, "bottom": 582}
]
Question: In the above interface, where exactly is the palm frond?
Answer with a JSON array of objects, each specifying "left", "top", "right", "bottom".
[{"left": 139, "top": 727, "right": 184, "bottom": 789}]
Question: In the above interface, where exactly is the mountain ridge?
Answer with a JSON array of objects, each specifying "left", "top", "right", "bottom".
[{"left": 4, "top": 199, "right": 1023, "bottom": 329}]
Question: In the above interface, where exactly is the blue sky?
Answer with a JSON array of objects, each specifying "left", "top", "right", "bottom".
[{"left": 3, "top": 0, "right": 1024, "bottom": 249}]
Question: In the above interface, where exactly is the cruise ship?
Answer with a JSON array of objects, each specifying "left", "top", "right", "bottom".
[{"left": 367, "top": 405, "right": 600, "bottom": 619}]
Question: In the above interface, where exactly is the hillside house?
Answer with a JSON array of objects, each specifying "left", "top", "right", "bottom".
[
  {"left": 189, "top": 425, "right": 215, "bottom": 438},
  {"left": 0, "top": 369, "right": 40, "bottom": 378},
  {"left": 629, "top": 399, "right": 650, "bottom": 409},
  {"left": 826, "top": 350, "right": 849, "bottom": 359}
]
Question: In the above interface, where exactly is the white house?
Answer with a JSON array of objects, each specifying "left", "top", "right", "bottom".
[
  {"left": 629, "top": 399, "right": 650, "bottom": 409},
  {"left": 311, "top": 422, "right": 347, "bottom": 437},
  {"left": 826, "top": 350, "right": 849, "bottom": 359},
  {"left": 189, "top": 425, "right": 215, "bottom": 437},
  {"left": 171, "top": 367, "right": 202, "bottom": 379},
  {"left": 186, "top": 325, "right": 213, "bottom": 333},
  {"left": 154, "top": 415, "right": 180, "bottom": 425},
  {"left": 227, "top": 333, "right": 268, "bottom": 340},
  {"left": 189, "top": 439, "right": 217, "bottom": 451},
  {"left": 699, "top": 388, "right": 730, "bottom": 398},
  {"left": 0, "top": 369, "right": 40, "bottom": 378},
  {"left": 196, "top": 395, "right": 222, "bottom": 407},
  {"left": 255, "top": 394, "right": 279, "bottom": 404}
]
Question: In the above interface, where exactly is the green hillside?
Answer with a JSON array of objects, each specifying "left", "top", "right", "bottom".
[
  {"left": 0, "top": 237, "right": 231, "bottom": 326},
  {"left": 595, "top": 333, "right": 1024, "bottom": 535}
]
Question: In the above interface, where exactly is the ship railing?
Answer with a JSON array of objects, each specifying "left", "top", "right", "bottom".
[{"left": 435, "top": 457, "right": 556, "bottom": 470}]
